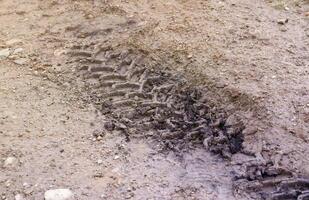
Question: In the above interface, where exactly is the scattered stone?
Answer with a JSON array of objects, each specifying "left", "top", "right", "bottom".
[
  {"left": 44, "top": 189, "right": 74, "bottom": 200},
  {"left": 5, "top": 39, "right": 22, "bottom": 46},
  {"left": 277, "top": 18, "right": 288, "bottom": 25},
  {"left": 203, "top": 138, "right": 210, "bottom": 149},
  {"left": 13, "top": 58, "right": 28, "bottom": 65},
  {"left": 13, "top": 48, "right": 24, "bottom": 54},
  {"left": 23, "top": 182, "right": 29, "bottom": 188},
  {"left": 279, "top": 26, "right": 288, "bottom": 32},
  {"left": 3, "top": 156, "right": 18, "bottom": 168},
  {"left": 54, "top": 49, "right": 67, "bottom": 57},
  {"left": 92, "top": 129, "right": 105, "bottom": 138},
  {"left": 97, "top": 159, "right": 103, "bottom": 164},
  {"left": 5, "top": 180, "right": 12, "bottom": 187},
  {"left": 15, "top": 194, "right": 24, "bottom": 200},
  {"left": 96, "top": 136, "right": 103, "bottom": 141},
  {"left": 0, "top": 48, "right": 10, "bottom": 60},
  {"left": 104, "top": 121, "right": 115, "bottom": 131}
]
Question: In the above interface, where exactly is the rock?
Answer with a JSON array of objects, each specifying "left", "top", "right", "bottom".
[
  {"left": 13, "top": 48, "right": 24, "bottom": 54},
  {"left": 3, "top": 156, "right": 18, "bottom": 168},
  {"left": 277, "top": 18, "right": 288, "bottom": 25},
  {"left": 279, "top": 26, "right": 288, "bottom": 32},
  {"left": 203, "top": 138, "right": 210, "bottom": 149},
  {"left": 97, "top": 159, "right": 103, "bottom": 164},
  {"left": 44, "top": 189, "right": 74, "bottom": 200},
  {"left": 92, "top": 129, "right": 105, "bottom": 138},
  {"left": 0, "top": 48, "right": 10, "bottom": 60},
  {"left": 15, "top": 194, "right": 24, "bottom": 200},
  {"left": 5, "top": 39, "right": 22, "bottom": 46},
  {"left": 13, "top": 58, "right": 28, "bottom": 65},
  {"left": 54, "top": 49, "right": 67, "bottom": 57}
]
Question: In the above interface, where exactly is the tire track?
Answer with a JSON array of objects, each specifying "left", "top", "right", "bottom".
[
  {"left": 68, "top": 45, "right": 309, "bottom": 200},
  {"left": 69, "top": 46, "right": 244, "bottom": 158}
]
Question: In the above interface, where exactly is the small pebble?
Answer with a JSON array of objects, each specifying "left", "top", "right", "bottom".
[
  {"left": 0, "top": 48, "right": 10, "bottom": 60},
  {"left": 13, "top": 48, "right": 24, "bottom": 54},
  {"left": 277, "top": 18, "right": 288, "bottom": 25},
  {"left": 3, "top": 157, "right": 18, "bottom": 168},
  {"left": 15, "top": 194, "right": 24, "bottom": 200},
  {"left": 54, "top": 49, "right": 66, "bottom": 57},
  {"left": 44, "top": 189, "right": 74, "bottom": 200},
  {"left": 13, "top": 58, "right": 28, "bottom": 65}
]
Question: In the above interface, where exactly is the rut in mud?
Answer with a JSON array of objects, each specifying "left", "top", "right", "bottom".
[
  {"left": 69, "top": 46, "right": 245, "bottom": 158},
  {"left": 67, "top": 44, "right": 309, "bottom": 200}
]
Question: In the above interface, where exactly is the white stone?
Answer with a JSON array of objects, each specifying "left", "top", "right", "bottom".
[
  {"left": 44, "top": 189, "right": 74, "bottom": 200},
  {"left": 0, "top": 48, "right": 10, "bottom": 59},
  {"left": 15, "top": 194, "right": 24, "bottom": 200},
  {"left": 54, "top": 49, "right": 67, "bottom": 57},
  {"left": 97, "top": 159, "right": 103, "bottom": 164},
  {"left": 13, "top": 48, "right": 24, "bottom": 54},
  {"left": 13, "top": 58, "right": 28, "bottom": 65},
  {"left": 3, "top": 156, "right": 18, "bottom": 168}
]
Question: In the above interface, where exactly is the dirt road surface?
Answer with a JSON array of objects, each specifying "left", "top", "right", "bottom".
[{"left": 0, "top": 0, "right": 308, "bottom": 200}]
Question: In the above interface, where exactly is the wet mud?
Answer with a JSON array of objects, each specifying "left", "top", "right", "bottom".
[{"left": 69, "top": 46, "right": 245, "bottom": 158}]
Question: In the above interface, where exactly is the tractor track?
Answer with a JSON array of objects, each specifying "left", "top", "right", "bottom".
[
  {"left": 69, "top": 46, "right": 245, "bottom": 158},
  {"left": 67, "top": 44, "right": 309, "bottom": 200}
]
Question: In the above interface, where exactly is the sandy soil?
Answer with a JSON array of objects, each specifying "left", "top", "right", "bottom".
[{"left": 0, "top": 0, "right": 308, "bottom": 199}]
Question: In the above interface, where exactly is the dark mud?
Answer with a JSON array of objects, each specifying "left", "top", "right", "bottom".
[
  {"left": 69, "top": 46, "right": 245, "bottom": 159},
  {"left": 232, "top": 157, "right": 309, "bottom": 199}
]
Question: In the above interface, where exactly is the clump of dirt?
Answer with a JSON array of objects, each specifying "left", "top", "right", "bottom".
[{"left": 233, "top": 159, "right": 309, "bottom": 199}]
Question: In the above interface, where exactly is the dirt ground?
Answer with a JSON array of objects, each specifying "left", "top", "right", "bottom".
[{"left": 0, "top": 0, "right": 308, "bottom": 200}]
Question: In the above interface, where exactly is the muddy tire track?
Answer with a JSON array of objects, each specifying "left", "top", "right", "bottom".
[
  {"left": 68, "top": 46, "right": 245, "bottom": 158},
  {"left": 56, "top": 24, "right": 309, "bottom": 200},
  {"left": 66, "top": 43, "right": 309, "bottom": 199}
]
